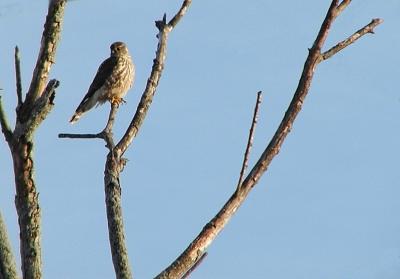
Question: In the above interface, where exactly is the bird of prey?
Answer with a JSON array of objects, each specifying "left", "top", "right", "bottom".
[{"left": 69, "top": 41, "right": 135, "bottom": 124}]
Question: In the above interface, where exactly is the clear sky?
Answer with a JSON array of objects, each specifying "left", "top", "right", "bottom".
[{"left": 1, "top": 1, "right": 399, "bottom": 278}]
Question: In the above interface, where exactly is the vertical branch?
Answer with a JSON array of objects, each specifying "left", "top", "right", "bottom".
[
  {"left": 115, "top": 0, "right": 192, "bottom": 156},
  {"left": 19, "top": 0, "right": 66, "bottom": 122},
  {"left": 104, "top": 103, "right": 119, "bottom": 133},
  {"left": 6, "top": 1, "right": 66, "bottom": 279},
  {"left": 12, "top": 138, "right": 42, "bottom": 279},
  {"left": 104, "top": 154, "right": 132, "bottom": 279},
  {"left": 0, "top": 212, "right": 18, "bottom": 279},
  {"left": 102, "top": 1, "right": 192, "bottom": 278},
  {"left": 102, "top": 103, "right": 119, "bottom": 150},
  {"left": 14, "top": 46, "right": 23, "bottom": 107}
]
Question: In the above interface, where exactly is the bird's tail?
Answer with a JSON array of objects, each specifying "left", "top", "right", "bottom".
[{"left": 69, "top": 111, "right": 82, "bottom": 124}]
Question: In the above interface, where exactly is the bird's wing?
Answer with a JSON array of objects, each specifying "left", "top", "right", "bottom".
[{"left": 77, "top": 56, "right": 118, "bottom": 108}]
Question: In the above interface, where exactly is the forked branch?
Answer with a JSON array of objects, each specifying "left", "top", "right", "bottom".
[
  {"left": 58, "top": 103, "right": 118, "bottom": 150},
  {"left": 154, "top": 1, "right": 382, "bottom": 278},
  {"left": 20, "top": 0, "right": 66, "bottom": 121},
  {"left": 321, "top": 18, "right": 383, "bottom": 61},
  {"left": 106, "top": 3, "right": 191, "bottom": 277},
  {"left": 58, "top": 1, "right": 192, "bottom": 278},
  {"left": 116, "top": 0, "right": 192, "bottom": 156},
  {"left": 1, "top": 1, "right": 66, "bottom": 278}
]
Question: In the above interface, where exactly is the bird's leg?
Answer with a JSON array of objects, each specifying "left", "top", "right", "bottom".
[{"left": 110, "top": 97, "right": 126, "bottom": 107}]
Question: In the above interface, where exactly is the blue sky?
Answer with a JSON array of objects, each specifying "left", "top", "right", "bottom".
[{"left": 1, "top": 1, "right": 399, "bottom": 278}]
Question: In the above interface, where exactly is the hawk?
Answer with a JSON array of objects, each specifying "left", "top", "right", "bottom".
[{"left": 70, "top": 41, "right": 135, "bottom": 123}]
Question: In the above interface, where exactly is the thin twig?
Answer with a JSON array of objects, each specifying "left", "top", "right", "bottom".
[
  {"left": 58, "top": 102, "right": 118, "bottom": 150},
  {"left": 168, "top": 0, "right": 192, "bottom": 29},
  {"left": 321, "top": 18, "right": 383, "bottom": 61},
  {"left": 0, "top": 96, "right": 13, "bottom": 143},
  {"left": 14, "top": 46, "right": 23, "bottom": 107},
  {"left": 58, "top": 133, "right": 103, "bottom": 139},
  {"left": 236, "top": 91, "right": 262, "bottom": 191}
]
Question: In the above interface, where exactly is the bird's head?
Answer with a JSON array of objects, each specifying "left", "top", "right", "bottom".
[{"left": 110, "top": 41, "right": 129, "bottom": 57}]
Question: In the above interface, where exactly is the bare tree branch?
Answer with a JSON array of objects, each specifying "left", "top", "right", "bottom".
[
  {"left": 336, "top": 0, "right": 351, "bottom": 15},
  {"left": 105, "top": 3, "right": 191, "bottom": 278},
  {"left": 0, "top": 212, "right": 18, "bottom": 279},
  {"left": 321, "top": 18, "right": 383, "bottom": 61},
  {"left": 58, "top": 103, "right": 118, "bottom": 150},
  {"left": 104, "top": 157, "right": 130, "bottom": 279},
  {"left": 58, "top": 132, "right": 104, "bottom": 139},
  {"left": 168, "top": 0, "right": 192, "bottom": 29},
  {"left": 236, "top": 91, "right": 262, "bottom": 191},
  {"left": 1, "top": 1, "right": 67, "bottom": 278},
  {"left": 16, "top": 79, "right": 60, "bottom": 139},
  {"left": 0, "top": 96, "right": 12, "bottom": 144},
  {"left": 59, "top": 1, "right": 191, "bottom": 278},
  {"left": 154, "top": 1, "right": 382, "bottom": 278},
  {"left": 115, "top": 0, "right": 192, "bottom": 157},
  {"left": 14, "top": 46, "right": 23, "bottom": 107},
  {"left": 181, "top": 252, "right": 207, "bottom": 279},
  {"left": 19, "top": 0, "right": 66, "bottom": 122}
]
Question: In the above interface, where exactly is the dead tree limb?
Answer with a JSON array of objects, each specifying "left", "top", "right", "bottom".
[
  {"left": 18, "top": 0, "right": 66, "bottom": 122},
  {"left": 58, "top": 1, "right": 192, "bottom": 278},
  {"left": 0, "top": 212, "right": 18, "bottom": 279},
  {"left": 236, "top": 91, "right": 262, "bottom": 191},
  {"left": 0, "top": 1, "right": 66, "bottom": 278},
  {"left": 154, "top": 1, "right": 383, "bottom": 278},
  {"left": 14, "top": 47, "right": 23, "bottom": 108}
]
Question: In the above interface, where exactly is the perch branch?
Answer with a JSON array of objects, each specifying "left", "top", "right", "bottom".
[
  {"left": 58, "top": 133, "right": 104, "bottom": 139},
  {"left": 58, "top": 103, "right": 118, "bottom": 150},
  {"left": 14, "top": 46, "right": 23, "bottom": 107},
  {"left": 59, "top": 2, "right": 191, "bottom": 277},
  {"left": 105, "top": 2, "right": 191, "bottom": 278},
  {"left": 236, "top": 91, "right": 262, "bottom": 190},
  {"left": 0, "top": 212, "right": 18, "bottom": 279},
  {"left": 154, "top": 1, "right": 382, "bottom": 278}
]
